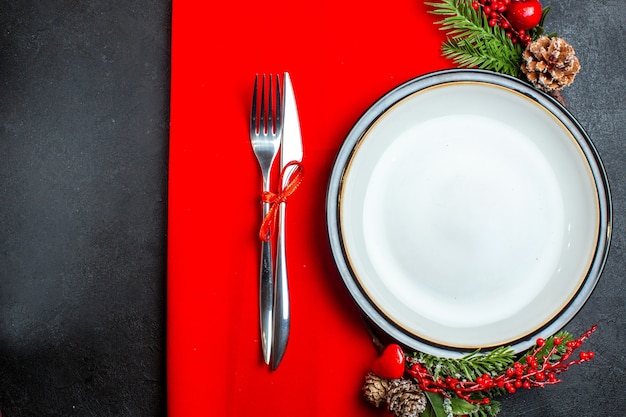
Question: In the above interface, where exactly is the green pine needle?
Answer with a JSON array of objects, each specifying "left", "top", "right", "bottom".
[
  {"left": 425, "top": 0, "right": 524, "bottom": 77},
  {"left": 414, "top": 345, "right": 516, "bottom": 381}
]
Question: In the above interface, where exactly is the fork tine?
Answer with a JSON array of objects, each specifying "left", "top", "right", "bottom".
[
  {"left": 260, "top": 74, "right": 266, "bottom": 134},
  {"left": 251, "top": 74, "right": 258, "bottom": 134},
  {"left": 268, "top": 75, "right": 274, "bottom": 134},
  {"left": 274, "top": 74, "right": 282, "bottom": 134}
]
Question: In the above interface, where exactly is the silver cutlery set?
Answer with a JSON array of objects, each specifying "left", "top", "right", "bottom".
[{"left": 250, "top": 72, "right": 303, "bottom": 370}]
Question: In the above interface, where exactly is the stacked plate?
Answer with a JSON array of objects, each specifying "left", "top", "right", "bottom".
[{"left": 326, "top": 69, "right": 611, "bottom": 357}]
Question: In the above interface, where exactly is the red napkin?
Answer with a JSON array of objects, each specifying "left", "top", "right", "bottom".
[{"left": 168, "top": 0, "right": 450, "bottom": 415}]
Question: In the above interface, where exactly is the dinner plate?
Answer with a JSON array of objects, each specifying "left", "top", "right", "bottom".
[{"left": 326, "top": 69, "right": 611, "bottom": 357}]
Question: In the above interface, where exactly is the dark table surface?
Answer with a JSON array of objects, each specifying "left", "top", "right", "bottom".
[
  {"left": 0, "top": 1, "right": 623, "bottom": 416},
  {"left": 0, "top": 1, "right": 169, "bottom": 416}
]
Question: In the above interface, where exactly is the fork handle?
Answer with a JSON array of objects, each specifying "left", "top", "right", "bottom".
[
  {"left": 259, "top": 201, "right": 274, "bottom": 365},
  {"left": 271, "top": 202, "right": 290, "bottom": 370}
]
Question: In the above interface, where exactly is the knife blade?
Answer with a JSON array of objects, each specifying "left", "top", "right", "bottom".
[{"left": 271, "top": 72, "right": 303, "bottom": 370}]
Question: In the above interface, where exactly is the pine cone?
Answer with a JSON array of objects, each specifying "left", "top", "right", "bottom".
[
  {"left": 387, "top": 379, "right": 427, "bottom": 417},
  {"left": 521, "top": 36, "right": 580, "bottom": 91},
  {"left": 362, "top": 373, "right": 390, "bottom": 408}
]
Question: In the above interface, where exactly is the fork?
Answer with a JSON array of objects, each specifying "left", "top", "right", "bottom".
[{"left": 250, "top": 74, "right": 282, "bottom": 365}]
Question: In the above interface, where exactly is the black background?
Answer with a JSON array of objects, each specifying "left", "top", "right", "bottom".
[
  {"left": 0, "top": 1, "right": 169, "bottom": 416},
  {"left": 0, "top": 1, "right": 624, "bottom": 416}
]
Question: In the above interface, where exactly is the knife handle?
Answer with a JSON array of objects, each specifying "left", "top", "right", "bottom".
[
  {"left": 259, "top": 223, "right": 273, "bottom": 365},
  {"left": 271, "top": 202, "right": 290, "bottom": 370}
]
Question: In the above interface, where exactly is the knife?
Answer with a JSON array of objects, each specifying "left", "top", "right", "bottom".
[{"left": 271, "top": 72, "right": 303, "bottom": 370}]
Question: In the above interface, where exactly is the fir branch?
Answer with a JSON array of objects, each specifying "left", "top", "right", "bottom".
[
  {"left": 442, "top": 36, "right": 522, "bottom": 76},
  {"left": 425, "top": 0, "right": 491, "bottom": 43},
  {"left": 414, "top": 345, "right": 516, "bottom": 381},
  {"left": 473, "top": 399, "right": 502, "bottom": 417},
  {"left": 426, "top": 0, "right": 524, "bottom": 77}
]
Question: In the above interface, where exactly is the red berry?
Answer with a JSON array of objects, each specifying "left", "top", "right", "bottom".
[
  {"left": 371, "top": 344, "right": 405, "bottom": 379},
  {"left": 505, "top": 0, "right": 543, "bottom": 31},
  {"left": 553, "top": 337, "right": 563, "bottom": 345}
]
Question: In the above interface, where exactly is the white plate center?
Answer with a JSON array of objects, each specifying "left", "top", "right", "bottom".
[{"left": 364, "top": 115, "right": 564, "bottom": 327}]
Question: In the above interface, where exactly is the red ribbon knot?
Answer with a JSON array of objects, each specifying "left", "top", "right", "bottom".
[{"left": 259, "top": 160, "right": 304, "bottom": 241}]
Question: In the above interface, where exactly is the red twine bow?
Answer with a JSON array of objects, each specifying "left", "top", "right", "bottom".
[{"left": 259, "top": 160, "right": 304, "bottom": 241}]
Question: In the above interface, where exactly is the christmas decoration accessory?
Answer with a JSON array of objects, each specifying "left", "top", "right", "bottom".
[
  {"left": 372, "top": 343, "right": 406, "bottom": 380},
  {"left": 426, "top": 0, "right": 525, "bottom": 76},
  {"left": 363, "top": 373, "right": 428, "bottom": 417},
  {"left": 505, "top": 0, "right": 543, "bottom": 31},
  {"left": 364, "top": 326, "right": 597, "bottom": 417},
  {"left": 521, "top": 36, "right": 580, "bottom": 91},
  {"left": 387, "top": 378, "right": 428, "bottom": 417},
  {"left": 363, "top": 373, "right": 391, "bottom": 407},
  {"left": 426, "top": 0, "right": 580, "bottom": 97}
]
